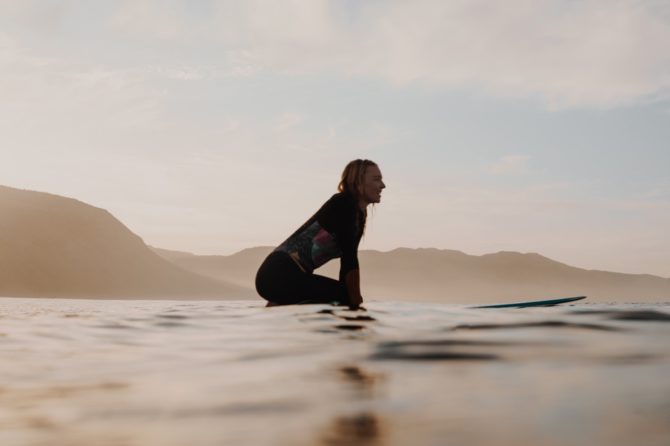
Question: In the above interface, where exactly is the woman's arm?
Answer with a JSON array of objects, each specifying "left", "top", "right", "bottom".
[
  {"left": 345, "top": 269, "right": 363, "bottom": 309},
  {"left": 323, "top": 193, "right": 364, "bottom": 309}
]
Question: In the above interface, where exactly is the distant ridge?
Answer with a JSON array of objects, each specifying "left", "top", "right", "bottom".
[
  {"left": 156, "top": 246, "right": 670, "bottom": 303},
  {"left": 0, "top": 186, "right": 251, "bottom": 299},
  {"left": 2, "top": 185, "right": 668, "bottom": 303}
]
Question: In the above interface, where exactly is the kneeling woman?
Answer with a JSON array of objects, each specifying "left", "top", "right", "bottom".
[{"left": 255, "top": 159, "right": 385, "bottom": 309}]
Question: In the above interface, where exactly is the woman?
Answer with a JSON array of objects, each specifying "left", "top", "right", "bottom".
[{"left": 255, "top": 159, "right": 385, "bottom": 309}]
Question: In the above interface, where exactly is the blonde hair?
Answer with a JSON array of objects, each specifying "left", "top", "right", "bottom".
[
  {"left": 337, "top": 159, "right": 378, "bottom": 198},
  {"left": 337, "top": 159, "right": 377, "bottom": 236}
]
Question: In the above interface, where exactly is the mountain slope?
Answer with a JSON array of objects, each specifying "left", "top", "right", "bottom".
[{"left": 0, "top": 186, "right": 252, "bottom": 299}]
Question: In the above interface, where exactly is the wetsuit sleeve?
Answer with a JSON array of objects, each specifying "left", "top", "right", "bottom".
[{"left": 322, "top": 194, "right": 361, "bottom": 281}]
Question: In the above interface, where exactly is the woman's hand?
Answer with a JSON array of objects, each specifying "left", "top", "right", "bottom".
[{"left": 348, "top": 294, "right": 364, "bottom": 310}]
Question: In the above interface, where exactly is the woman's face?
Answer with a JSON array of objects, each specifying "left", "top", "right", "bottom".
[{"left": 361, "top": 165, "right": 386, "bottom": 205}]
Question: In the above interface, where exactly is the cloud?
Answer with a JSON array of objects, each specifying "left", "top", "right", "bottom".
[
  {"left": 104, "top": 0, "right": 670, "bottom": 109},
  {"left": 153, "top": 66, "right": 205, "bottom": 81},
  {"left": 489, "top": 155, "right": 530, "bottom": 175},
  {"left": 273, "top": 112, "right": 305, "bottom": 132},
  {"left": 7, "top": 0, "right": 667, "bottom": 109},
  {"left": 0, "top": 1, "right": 72, "bottom": 36},
  {"left": 111, "top": 0, "right": 188, "bottom": 41},
  {"left": 353, "top": 0, "right": 670, "bottom": 109}
]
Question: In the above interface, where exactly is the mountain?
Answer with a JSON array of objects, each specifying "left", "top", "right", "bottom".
[
  {"left": 159, "top": 246, "right": 274, "bottom": 289},
  {"left": 0, "top": 186, "right": 252, "bottom": 299},
  {"left": 2, "top": 184, "right": 668, "bottom": 303},
  {"left": 156, "top": 246, "right": 670, "bottom": 304}
]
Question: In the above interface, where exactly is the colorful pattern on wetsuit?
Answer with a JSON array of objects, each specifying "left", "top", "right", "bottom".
[{"left": 275, "top": 221, "right": 341, "bottom": 273}]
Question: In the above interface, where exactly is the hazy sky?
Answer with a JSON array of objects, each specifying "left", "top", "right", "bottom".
[{"left": 2, "top": 0, "right": 669, "bottom": 276}]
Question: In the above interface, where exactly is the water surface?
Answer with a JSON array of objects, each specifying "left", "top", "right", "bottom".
[{"left": 1, "top": 298, "right": 669, "bottom": 446}]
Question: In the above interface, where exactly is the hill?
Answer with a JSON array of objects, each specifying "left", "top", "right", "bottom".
[
  {"left": 0, "top": 186, "right": 252, "bottom": 299},
  {"left": 158, "top": 246, "right": 670, "bottom": 303},
  {"left": 2, "top": 184, "right": 667, "bottom": 303}
]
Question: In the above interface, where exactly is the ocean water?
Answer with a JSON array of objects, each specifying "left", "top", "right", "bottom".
[{"left": 0, "top": 298, "right": 669, "bottom": 446}]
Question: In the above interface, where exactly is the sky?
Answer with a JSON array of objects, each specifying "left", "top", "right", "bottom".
[{"left": 1, "top": 0, "right": 669, "bottom": 277}]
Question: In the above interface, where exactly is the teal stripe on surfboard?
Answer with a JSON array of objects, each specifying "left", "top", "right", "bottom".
[{"left": 472, "top": 295, "right": 587, "bottom": 309}]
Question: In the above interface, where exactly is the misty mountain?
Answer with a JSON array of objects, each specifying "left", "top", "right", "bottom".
[
  {"left": 2, "top": 184, "right": 667, "bottom": 303},
  {"left": 0, "top": 186, "right": 252, "bottom": 299},
  {"left": 157, "top": 246, "right": 670, "bottom": 304}
]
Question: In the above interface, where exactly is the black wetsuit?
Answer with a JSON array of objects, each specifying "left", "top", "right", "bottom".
[{"left": 255, "top": 192, "right": 364, "bottom": 305}]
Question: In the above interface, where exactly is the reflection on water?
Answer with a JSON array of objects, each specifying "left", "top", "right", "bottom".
[
  {"left": 570, "top": 309, "right": 670, "bottom": 321},
  {"left": 451, "top": 320, "right": 623, "bottom": 331},
  {"left": 334, "top": 324, "right": 367, "bottom": 331},
  {"left": 320, "top": 413, "right": 383, "bottom": 446},
  {"left": 369, "top": 338, "right": 545, "bottom": 362},
  {"left": 338, "top": 365, "right": 386, "bottom": 401},
  {"left": 0, "top": 298, "right": 668, "bottom": 446}
]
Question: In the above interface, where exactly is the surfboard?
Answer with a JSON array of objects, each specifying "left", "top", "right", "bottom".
[{"left": 472, "top": 295, "right": 586, "bottom": 309}]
